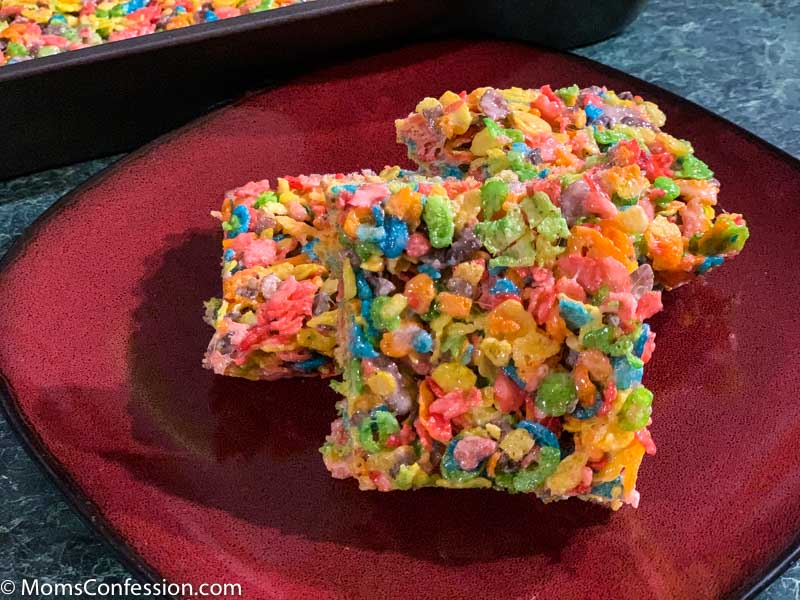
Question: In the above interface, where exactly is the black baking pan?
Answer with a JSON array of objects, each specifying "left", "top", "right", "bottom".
[{"left": 0, "top": 0, "right": 645, "bottom": 180}]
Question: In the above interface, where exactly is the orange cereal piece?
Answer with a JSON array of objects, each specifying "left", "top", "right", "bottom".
[
  {"left": 405, "top": 273, "right": 436, "bottom": 314},
  {"left": 437, "top": 292, "right": 472, "bottom": 319}
]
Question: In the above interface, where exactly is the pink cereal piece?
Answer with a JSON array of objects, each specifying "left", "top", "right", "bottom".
[
  {"left": 243, "top": 238, "right": 278, "bottom": 268},
  {"left": 581, "top": 466, "right": 593, "bottom": 488},
  {"left": 641, "top": 330, "right": 656, "bottom": 363},
  {"left": 370, "top": 471, "right": 394, "bottom": 491},
  {"left": 555, "top": 276, "right": 587, "bottom": 302},
  {"left": 234, "top": 180, "right": 272, "bottom": 199},
  {"left": 227, "top": 232, "right": 256, "bottom": 253},
  {"left": 215, "top": 6, "right": 239, "bottom": 18},
  {"left": 260, "top": 276, "right": 316, "bottom": 336},
  {"left": 287, "top": 200, "right": 307, "bottom": 222},
  {"left": 429, "top": 387, "right": 482, "bottom": 421},
  {"left": 603, "top": 292, "right": 636, "bottom": 323},
  {"left": 225, "top": 321, "right": 250, "bottom": 346},
  {"left": 349, "top": 183, "right": 390, "bottom": 208},
  {"left": 636, "top": 428, "right": 657, "bottom": 455},
  {"left": 453, "top": 436, "right": 498, "bottom": 470},
  {"left": 625, "top": 489, "right": 641, "bottom": 508},
  {"left": 583, "top": 173, "right": 618, "bottom": 219},
  {"left": 636, "top": 290, "right": 663, "bottom": 321},
  {"left": 493, "top": 370, "right": 526, "bottom": 414},
  {"left": 679, "top": 198, "right": 707, "bottom": 237},
  {"left": 405, "top": 232, "right": 431, "bottom": 258}
]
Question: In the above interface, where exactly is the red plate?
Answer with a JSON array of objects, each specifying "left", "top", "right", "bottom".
[{"left": 1, "top": 40, "right": 798, "bottom": 600}]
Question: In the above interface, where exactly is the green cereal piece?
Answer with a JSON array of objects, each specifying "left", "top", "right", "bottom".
[
  {"left": 253, "top": 190, "right": 278, "bottom": 209},
  {"left": 358, "top": 408, "right": 400, "bottom": 453},
  {"left": 370, "top": 295, "right": 407, "bottom": 332},
  {"left": 511, "top": 446, "right": 561, "bottom": 492},
  {"left": 674, "top": 154, "right": 714, "bottom": 179},
  {"left": 489, "top": 231, "right": 536, "bottom": 269},
  {"left": 535, "top": 372, "right": 577, "bottom": 416},
  {"left": 653, "top": 176, "right": 680, "bottom": 205},
  {"left": 618, "top": 386, "right": 654, "bottom": 431},
  {"left": 7, "top": 42, "right": 27, "bottom": 57},
  {"left": 480, "top": 179, "right": 509, "bottom": 220},
  {"left": 422, "top": 194, "right": 455, "bottom": 248},
  {"left": 475, "top": 205, "right": 526, "bottom": 255},
  {"left": 555, "top": 84, "right": 580, "bottom": 106},
  {"left": 593, "top": 128, "right": 630, "bottom": 146}
]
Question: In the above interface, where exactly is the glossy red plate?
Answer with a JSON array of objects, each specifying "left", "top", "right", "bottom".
[{"left": 1, "top": 40, "right": 799, "bottom": 600}]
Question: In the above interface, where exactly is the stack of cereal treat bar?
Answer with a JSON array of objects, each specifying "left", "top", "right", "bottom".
[{"left": 205, "top": 85, "right": 749, "bottom": 509}]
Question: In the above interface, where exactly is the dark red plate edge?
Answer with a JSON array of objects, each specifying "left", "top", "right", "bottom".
[{"left": 0, "top": 43, "right": 798, "bottom": 600}]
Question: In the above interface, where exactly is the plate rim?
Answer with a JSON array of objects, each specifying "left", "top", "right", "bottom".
[{"left": 0, "top": 41, "right": 798, "bottom": 600}]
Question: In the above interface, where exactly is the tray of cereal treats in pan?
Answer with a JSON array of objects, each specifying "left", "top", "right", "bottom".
[
  {"left": 0, "top": 0, "right": 645, "bottom": 179},
  {"left": 1, "top": 39, "right": 799, "bottom": 600}
]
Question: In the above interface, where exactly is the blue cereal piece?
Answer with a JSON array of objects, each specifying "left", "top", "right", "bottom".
[
  {"left": 633, "top": 323, "right": 650, "bottom": 358},
  {"left": 331, "top": 184, "right": 358, "bottom": 195},
  {"left": 697, "top": 255, "right": 725, "bottom": 274},
  {"left": 572, "top": 393, "right": 602, "bottom": 419},
  {"left": 612, "top": 356, "right": 643, "bottom": 389},
  {"left": 301, "top": 238, "right": 319, "bottom": 261},
  {"left": 585, "top": 103, "right": 604, "bottom": 122},
  {"left": 349, "top": 322, "right": 378, "bottom": 359},
  {"left": 502, "top": 364, "right": 526, "bottom": 389},
  {"left": 590, "top": 476, "right": 623, "bottom": 499},
  {"left": 371, "top": 204, "right": 385, "bottom": 226},
  {"left": 418, "top": 264, "right": 441, "bottom": 280},
  {"left": 538, "top": 168, "right": 550, "bottom": 179},
  {"left": 441, "top": 164, "right": 464, "bottom": 179},
  {"left": 223, "top": 249, "right": 235, "bottom": 261},
  {"left": 412, "top": 331, "right": 433, "bottom": 353},
  {"left": 294, "top": 355, "right": 327, "bottom": 371},
  {"left": 204, "top": 9, "right": 218, "bottom": 20},
  {"left": 516, "top": 420, "right": 560, "bottom": 449},
  {"left": 226, "top": 204, "right": 250, "bottom": 238},
  {"left": 355, "top": 270, "right": 373, "bottom": 300},
  {"left": 357, "top": 224, "right": 386, "bottom": 243},
  {"left": 490, "top": 278, "right": 520, "bottom": 296},
  {"left": 559, "top": 297, "right": 593, "bottom": 329},
  {"left": 461, "top": 343, "right": 474, "bottom": 365},
  {"left": 379, "top": 216, "right": 409, "bottom": 259}
]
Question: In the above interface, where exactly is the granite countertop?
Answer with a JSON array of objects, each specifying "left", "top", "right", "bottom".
[{"left": 1, "top": 0, "right": 798, "bottom": 597}]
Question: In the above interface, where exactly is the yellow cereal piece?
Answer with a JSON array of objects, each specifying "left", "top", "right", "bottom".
[
  {"left": 452, "top": 189, "right": 482, "bottom": 229},
  {"left": 509, "top": 110, "right": 552, "bottom": 136},
  {"left": 470, "top": 127, "right": 505, "bottom": 157},
  {"left": 512, "top": 329, "right": 561, "bottom": 368},
  {"left": 307, "top": 309, "right": 337, "bottom": 329},
  {"left": 296, "top": 328, "right": 335, "bottom": 353},
  {"left": 452, "top": 260, "right": 485, "bottom": 287},
  {"left": 415, "top": 97, "right": 441, "bottom": 113},
  {"left": 656, "top": 132, "right": 693, "bottom": 157},
  {"left": 499, "top": 428, "right": 534, "bottom": 461},
  {"left": 613, "top": 204, "right": 649, "bottom": 234},
  {"left": 293, "top": 263, "right": 326, "bottom": 280},
  {"left": 441, "top": 102, "right": 472, "bottom": 138},
  {"left": 485, "top": 423, "right": 503, "bottom": 440},
  {"left": 479, "top": 337, "right": 512, "bottom": 367},
  {"left": 642, "top": 100, "right": 666, "bottom": 127},
  {"left": 486, "top": 299, "right": 536, "bottom": 340},
  {"left": 499, "top": 87, "right": 535, "bottom": 109},
  {"left": 361, "top": 255, "right": 384, "bottom": 272},
  {"left": 366, "top": 371, "right": 398, "bottom": 397},
  {"left": 547, "top": 452, "right": 588, "bottom": 496},
  {"left": 274, "top": 216, "right": 316, "bottom": 242},
  {"left": 438, "top": 90, "right": 462, "bottom": 107},
  {"left": 431, "top": 362, "right": 476, "bottom": 393},
  {"left": 342, "top": 260, "right": 356, "bottom": 301}
]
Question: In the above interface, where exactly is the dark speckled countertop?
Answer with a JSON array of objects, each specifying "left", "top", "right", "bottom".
[{"left": 1, "top": 0, "right": 799, "bottom": 597}]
